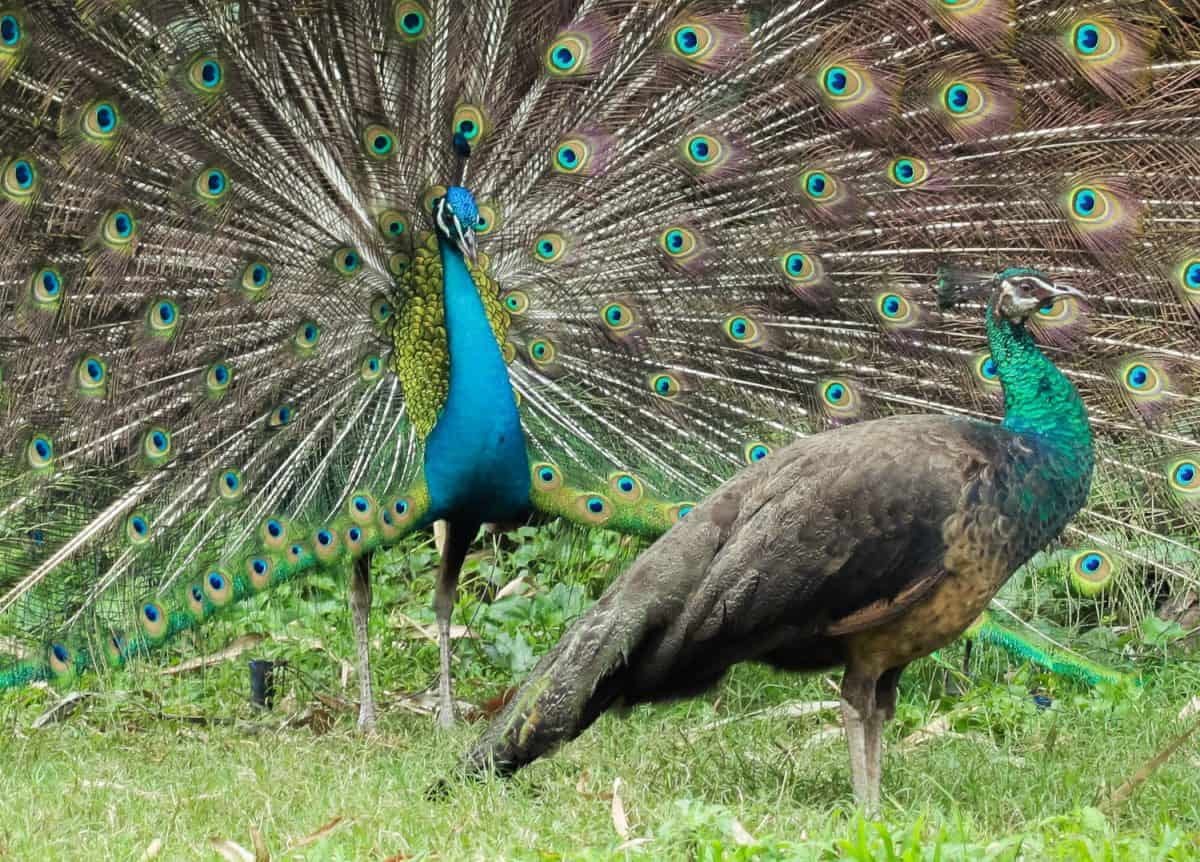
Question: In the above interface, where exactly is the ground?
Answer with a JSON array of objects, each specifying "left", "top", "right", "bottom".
[{"left": 1, "top": 526, "right": 1197, "bottom": 861}]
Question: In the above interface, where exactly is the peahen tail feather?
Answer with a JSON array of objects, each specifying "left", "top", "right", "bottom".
[{"left": 2, "top": 1, "right": 1199, "bottom": 690}]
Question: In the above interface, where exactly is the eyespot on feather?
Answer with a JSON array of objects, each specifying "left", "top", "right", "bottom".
[
  {"left": 1068, "top": 549, "right": 1114, "bottom": 597},
  {"left": 393, "top": 1, "right": 430, "bottom": 41}
]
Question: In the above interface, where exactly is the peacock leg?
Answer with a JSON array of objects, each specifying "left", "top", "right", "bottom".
[
  {"left": 864, "top": 667, "right": 903, "bottom": 813},
  {"left": 434, "top": 520, "right": 475, "bottom": 728},
  {"left": 350, "top": 553, "right": 376, "bottom": 733},
  {"left": 840, "top": 670, "right": 877, "bottom": 813}
]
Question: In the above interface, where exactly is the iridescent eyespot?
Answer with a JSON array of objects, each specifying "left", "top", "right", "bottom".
[
  {"left": 669, "top": 502, "right": 695, "bottom": 524},
  {"left": 0, "top": 14, "right": 21, "bottom": 49},
  {"left": 216, "top": 469, "right": 244, "bottom": 501},
  {"left": 102, "top": 209, "right": 137, "bottom": 246},
  {"left": 819, "top": 378, "right": 861, "bottom": 417},
  {"left": 649, "top": 372, "right": 682, "bottom": 399},
  {"left": 574, "top": 493, "right": 612, "bottom": 524},
  {"left": 204, "top": 569, "right": 234, "bottom": 605},
  {"left": 532, "top": 462, "right": 563, "bottom": 492},
  {"left": 362, "top": 124, "right": 396, "bottom": 159},
  {"left": 389, "top": 252, "right": 411, "bottom": 277},
  {"left": 452, "top": 104, "right": 488, "bottom": 144},
  {"left": 679, "top": 132, "right": 730, "bottom": 174},
  {"left": 659, "top": 226, "right": 699, "bottom": 259},
  {"left": 146, "top": 299, "right": 180, "bottom": 336},
  {"left": 528, "top": 339, "right": 556, "bottom": 365},
  {"left": 31, "top": 267, "right": 64, "bottom": 306},
  {"left": 608, "top": 472, "right": 643, "bottom": 502},
  {"left": 669, "top": 21, "right": 717, "bottom": 62},
  {"left": 780, "top": 250, "right": 822, "bottom": 286},
  {"left": 1124, "top": 364, "right": 1154, "bottom": 391},
  {"left": 332, "top": 246, "right": 362, "bottom": 277},
  {"left": 377, "top": 209, "right": 411, "bottom": 241},
  {"left": 48, "top": 643, "right": 73, "bottom": 675},
  {"left": 193, "top": 166, "right": 229, "bottom": 202},
  {"left": 188, "top": 55, "right": 225, "bottom": 93},
  {"left": 247, "top": 557, "right": 271, "bottom": 590},
  {"left": 723, "top": 314, "right": 763, "bottom": 347},
  {"left": 887, "top": 156, "right": 929, "bottom": 188},
  {"left": 942, "top": 81, "right": 983, "bottom": 116},
  {"left": 82, "top": 100, "right": 120, "bottom": 141},
  {"left": 874, "top": 292, "right": 920, "bottom": 329},
  {"left": 360, "top": 354, "right": 384, "bottom": 382},
  {"left": 76, "top": 354, "right": 108, "bottom": 396},
  {"left": 800, "top": 170, "right": 836, "bottom": 202},
  {"left": 140, "top": 601, "right": 168, "bottom": 639},
  {"left": 819, "top": 63, "right": 868, "bottom": 103},
  {"left": 546, "top": 32, "right": 592, "bottom": 76},
  {"left": 552, "top": 137, "right": 593, "bottom": 174},
  {"left": 1179, "top": 259, "right": 1200, "bottom": 294},
  {"left": 394, "top": 2, "right": 429, "bottom": 40},
  {"left": 973, "top": 353, "right": 1001, "bottom": 386},
  {"left": 601, "top": 301, "right": 635, "bottom": 332},
  {"left": 126, "top": 513, "right": 151, "bottom": 545},
  {"left": 502, "top": 291, "right": 529, "bottom": 315},
  {"left": 141, "top": 427, "right": 172, "bottom": 463},
  {"left": 26, "top": 434, "right": 53, "bottom": 469},
  {"left": 371, "top": 295, "right": 393, "bottom": 324},
  {"left": 1068, "top": 549, "right": 1114, "bottom": 596},
  {"left": 1070, "top": 20, "right": 1119, "bottom": 61},
  {"left": 205, "top": 362, "right": 232, "bottom": 396},
  {"left": 532, "top": 232, "right": 567, "bottom": 264},
  {"left": 744, "top": 442, "right": 771, "bottom": 464},
  {"left": 294, "top": 321, "right": 321, "bottom": 351},
  {"left": 241, "top": 260, "right": 272, "bottom": 296},
  {"left": 269, "top": 404, "right": 295, "bottom": 428},
  {"left": 1167, "top": 456, "right": 1199, "bottom": 500},
  {"left": 475, "top": 202, "right": 500, "bottom": 236}
]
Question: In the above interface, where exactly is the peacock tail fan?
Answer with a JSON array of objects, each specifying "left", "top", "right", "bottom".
[{"left": 2, "top": 1, "right": 1199, "bottom": 688}]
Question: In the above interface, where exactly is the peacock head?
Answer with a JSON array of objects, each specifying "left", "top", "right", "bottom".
[
  {"left": 993, "top": 268, "right": 1083, "bottom": 324},
  {"left": 433, "top": 185, "right": 479, "bottom": 264}
]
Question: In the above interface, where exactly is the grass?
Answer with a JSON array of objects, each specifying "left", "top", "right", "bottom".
[{"left": 2, "top": 526, "right": 1200, "bottom": 861}]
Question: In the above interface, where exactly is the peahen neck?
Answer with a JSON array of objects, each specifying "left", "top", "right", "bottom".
[
  {"left": 421, "top": 238, "right": 531, "bottom": 523},
  {"left": 986, "top": 303, "right": 1093, "bottom": 466}
]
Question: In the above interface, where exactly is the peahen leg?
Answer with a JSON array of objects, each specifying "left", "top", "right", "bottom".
[
  {"left": 350, "top": 553, "right": 376, "bottom": 733},
  {"left": 840, "top": 670, "right": 878, "bottom": 813},
  {"left": 864, "top": 667, "right": 904, "bottom": 813},
  {"left": 435, "top": 520, "right": 475, "bottom": 729}
]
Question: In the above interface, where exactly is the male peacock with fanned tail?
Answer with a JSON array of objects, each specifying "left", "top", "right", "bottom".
[{"left": 0, "top": 2, "right": 1196, "bottom": 740}]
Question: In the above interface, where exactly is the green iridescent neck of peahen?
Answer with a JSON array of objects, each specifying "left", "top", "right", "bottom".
[{"left": 986, "top": 302, "right": 1094, "bottom": 464}]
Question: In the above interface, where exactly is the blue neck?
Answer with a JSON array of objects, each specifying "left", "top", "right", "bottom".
[{"left": 422, "top": 239, "right": 530, "bottom": 523}]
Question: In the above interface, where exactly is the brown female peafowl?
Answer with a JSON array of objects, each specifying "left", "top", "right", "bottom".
[
  {"left": 1, "top": 1, "right": 1198, "bottom": 733},
  {"left": 465, "top": 270, "right": 1093, "bottom": 809}
]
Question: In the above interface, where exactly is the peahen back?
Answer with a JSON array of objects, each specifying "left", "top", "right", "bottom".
[{"left": 1, "top": 0, "right": 1198, "bottom": 687}]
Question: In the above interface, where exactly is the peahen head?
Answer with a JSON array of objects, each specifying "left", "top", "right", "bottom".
[
  {"left": 433, "top": 185, "right": 480, "bottom": 263},
  {"left": 992, "top": 267, "right": 1083, "bottom": 324}
]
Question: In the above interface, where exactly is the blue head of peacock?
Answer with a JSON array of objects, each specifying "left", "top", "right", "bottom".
[{"left": 434, "top": 185, "right": 480, "bottom": 263}]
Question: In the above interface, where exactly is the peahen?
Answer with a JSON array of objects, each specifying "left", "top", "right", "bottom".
[
  {"left": 463, "top": 269, "right": 1089, "bottom": 809},
  {"left": 1, "top": 1, "right": 1198, "bottom": 729}
]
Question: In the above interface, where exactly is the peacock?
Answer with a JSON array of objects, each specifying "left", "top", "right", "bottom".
[
  {"left": 1, "top": 1, "right": 1198, "bottom": 733},
  {"left": 464, "top": 269, "right": 1091, "bottom": 810}
]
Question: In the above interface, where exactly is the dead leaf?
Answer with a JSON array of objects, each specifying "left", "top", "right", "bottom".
[
  {"left": 495, "top": 576, "right": 530, "bottom": 601},
  {"left": 382, "top": 855, "right": 413, "bottom": 862},
  {"left": 250, "top": 827, "right": 269, "bottom": 862},
  {"left": 209, "top": 838, "right": 254, "bottom": 862},
  {"left": 730, "top": 819, "right": 756, "bottom": 847},
  {"left": 575, "top": 769, "right": 591, "bottom": 795},
  {"left": 1178, "top": 696, "right": 1200, "bottom": 721},
  {"left": 32, "top": 691, "right": 94, "bottom": 729},
  {"left": 288, "top": 817, "right": 348, "bottom": 850},
  {"left": 160, "top": 634, "right": 265, "bottom": 676},
  {"left": 395, "top": 613, "right": 476, "bottom": 642},
  {"left": 611, "top": 778, "right": 630, "bottom": 840},
  {"left": 137, "top": 838, "right": 163, "bottom": 861}
]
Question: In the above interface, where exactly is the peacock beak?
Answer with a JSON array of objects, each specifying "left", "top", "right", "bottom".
[{"left": 1036, "top": 282, "right": 1085, "bottom": 309}]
